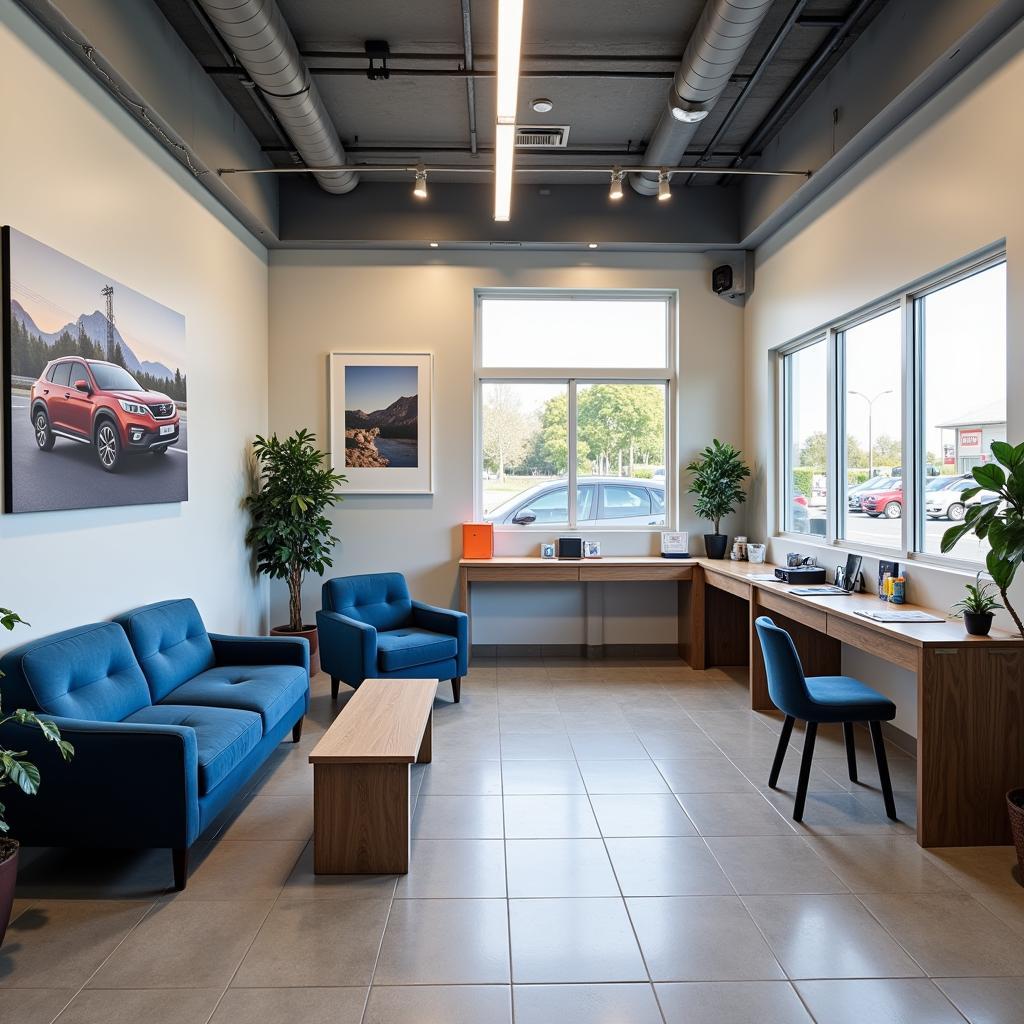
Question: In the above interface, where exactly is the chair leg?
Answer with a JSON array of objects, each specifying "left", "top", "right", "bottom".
[
  {"left": 793, "top": 721, "right": 817, "bottom": 822},
  {"left": 172, "top": 847, "right": 189, "bottom": 891},
  {"left": 869, "top": 721, "right": 898, "bottom": 820},
  {"left": 451, "top": 677, "right": 462, "bottom": 703},
  {"left": 292, "top": 717, "right": 303, "bottom": 743},
  {"left": 843, "top": 721, "right": 858, "bottom": 782},
  {"left": 331, "top": 676, "right": 340, "bottom": 701},
  {"left": 769, "top": 715, "right": 795, "bottom": 789}
]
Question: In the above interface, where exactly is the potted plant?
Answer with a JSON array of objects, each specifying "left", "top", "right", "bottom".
[
  {"left": 686, "top": 439, "right": 750, "bottom": 559},
  {"left": 941, "top": 440, "right": 1024, "bottom": 637},
  {"left": 1, "top": 607, "right": 74, "bottom": 947},
  {"left": 951, "top": 572, "right": 1002, "bottom": 636},
  {"left": 245, "top": 430, "right": 347, "bottom": 672}
]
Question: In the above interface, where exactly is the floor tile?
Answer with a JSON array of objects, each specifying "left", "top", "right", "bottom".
[
  {"left": 804, "top": 836, "right": 964, "bottom": 893},
  {"left": 654, "top": 757, "right": 757, "bottom": 793},
  {"left": 677, "top": 793, "right": 795, "bottom": 836},
  {"left": 396, "top": 840, "right": 506, "bottom": 898},
  {"left": 935, "top": 977, "right": 1024, "bottom": 1024},
  {"left": 858, "top": 893, "right": 1024, "bottom": 976},
  {"left": 88, "top": 900, "right": 271, "bottom": 989},
  {"left": 0, "top": 900, "right": 151, "bottom": 988},
  {"left": 508, "top": 898, "right": 647, "bottom": 983},
  {"left": 412, "top": 795, "right": 504, "bottom": 839},
  {"left": 506, "top": 839, "right": 619, "bottom": 897},
  {"left": 743, "top": 895, "right": 923, "bottom": 979},
  {"left": 219, "top": 791, "right": 314, "bottom": 841},
  {"left": 577, "top": 760, "right": 671, "bottom": 794},
  {"left": 232, "top": 898, "right": 390, "bottom": 987},
  {"left": 971, "top": 887, "right": 1024, "bottom": 939},
  {"left": 928, "top": 846, "right": 1023, "bottom": 893},
  {"left": 657, "top": 981, "right": 813, "bottom": 1023},
  {"left": 636, "top": 731, "right": 724, "bottom": 758},
  {"left": 795, "top": 979, "right": 965, "bottom": 1024},
  {"left": 172, "top": 840, "right": 305, "bottom": 901},
  {"left": 569, "top": 733, "right": 650, "bottom": 759},
  {"left": 501, "top": 760, "right": 585, "bottom": 794},
  {"left": 760, "top": 788, "right": 914, "bottom": 836},
  {"left": 503, "top": 795, "right": 600, "bottom": 838},
  {"left": 374, "top": 899, "right": 510, "bottom": 984},
  {"left": 432, "top": 732, "right": 501, "bottom": 759},
  {"left": 279, "top": 842, "right": 398, "bottom": 900},
  {"left": 606, "top": 837, "right": 732, "bottom": 896},
  {"left": 514, "top": 982, "right": 663, "bottom": 1024},
  {"left": 211, "top": 987, "right": 366, "bottom": 1024},
  {"left": 498, "top": 712, "right": 566, "bottom": 733},
  {"left": 54, "top": 988, "right": 222, "bottom": 1024},
  {"left": 590, "top": 794, "right": 697, "bottom": 837},
  {"left": 418, "top": 759, "right": 503, "bottom": 795},
  {"left": 706, "top": 836, "right": 849, "bottom": 894},
  {"left": 0, "top": 989, "right": 75, "bottom": 1024},
  {"left": 627, "top": 896, "right": 784, "bottom": 981},
  {"left": 364, "top": 985, "right": 512, "bottom": 1024},
  {"left": 499, "top": 733, "right": 576, "bottom": 760}
]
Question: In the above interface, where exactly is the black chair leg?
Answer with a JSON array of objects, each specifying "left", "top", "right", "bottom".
[
  {"left": 172, "top": 847, "right": 189, "bottom": 891},
  {"left": 769, "top": 715, "right": 795, "bottom": 789},
  {"left": 869, "top": 720, "right": 898, "bottom": 820},
  {"left": 292, "top": 718, "right": 304, "bottom": 743},
  {"left": 331, "top": 676, "right": 340, "bottom": 701},
  {"left": 843, "top": 721, "right": 858, "bottom": 782},
  {"left": 451, "top": 677, "right": 462, "bottom": 703},
  {"left": 793, "top": 721, "right": 817, "bottom": 822}
]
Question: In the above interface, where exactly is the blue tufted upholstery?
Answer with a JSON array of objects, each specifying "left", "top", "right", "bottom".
[
  {"left": 114, "top": 599, "right": 216, "bottom": 701},
  {"left": 377, "top": 628, "right": 458, "bottom": 672},
  {"left": 323, "top": 572, "right": 413, "bottom": 631}
]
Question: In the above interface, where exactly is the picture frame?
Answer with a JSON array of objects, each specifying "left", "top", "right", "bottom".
[
  {"left": 584, "top": 540, "right": 602, "bottom": 558},
  {"left": 328, "top": 352, "right": 433, "bottom": 494}
]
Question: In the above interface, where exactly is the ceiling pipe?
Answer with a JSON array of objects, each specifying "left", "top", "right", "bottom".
[
  {"left": 630, "top": 0, "right": 776, "bottom": 195},
  {"left": 460, "top": 0, "right": 479, "bottom": 154},
  {"left": 195, "top": 0, "right": 357, "bottom": 194}
]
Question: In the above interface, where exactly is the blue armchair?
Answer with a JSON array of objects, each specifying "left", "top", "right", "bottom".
[{"left": 317, "top": 572, "right": 468, "bottom": 703}]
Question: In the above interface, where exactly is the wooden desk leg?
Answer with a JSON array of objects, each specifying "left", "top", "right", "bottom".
[
  {"left": 417, "top": 710, "right": 433, "bottom": 764},
  {"left": 681, "top": 567, "right": 706, "bottom": 669},
  {"left": 749, "top": 591, "right": 773, "bottom": 712},
  {"left": 313, "top": 762, "right": 411, "bottom": 874},
  {"left": 458, "top": 569, "right": 472, "bottom": 657}
]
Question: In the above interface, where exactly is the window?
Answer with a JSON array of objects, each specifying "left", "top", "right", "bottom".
[
  {"left": 50, "top": 362, "right": 71, "bottom": 387},
  {"left": 776, "top": 250, "right": 1006, "bottom": 567},
  {"left": 477, "top": 291, "right": 674, "bottom": 529}
]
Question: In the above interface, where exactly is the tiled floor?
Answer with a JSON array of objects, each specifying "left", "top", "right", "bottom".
[{"left": 3, "top": 658, "right": 1024, "bottom": 1023}]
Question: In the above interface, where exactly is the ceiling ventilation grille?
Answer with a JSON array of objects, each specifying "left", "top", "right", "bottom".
[{"left": 515, "top": 125, "right": 571, "bottom": 148}]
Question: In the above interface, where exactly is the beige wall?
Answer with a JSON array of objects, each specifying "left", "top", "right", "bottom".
[
  {"left": 744, "top": 26, "right": 1024, "bottom": 735},
  {"left": 0, "top": 5, "right": 269, "bottom": 641},
  {"left": 269, "top": 251, "right": 744, "bottom": 643}
]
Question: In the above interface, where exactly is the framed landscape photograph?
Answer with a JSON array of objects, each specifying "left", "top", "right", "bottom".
[
  {"left": 328, "top": 352, "right": 433, "bottom": 494},
  {"left": 2, "top": 226, "right": 187, "bottom": 514}
]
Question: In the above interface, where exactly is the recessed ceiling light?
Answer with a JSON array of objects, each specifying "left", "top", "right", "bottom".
[
  {"left": 531, "top": 97, "right": 553, "bottom": 113},
  {"left": 429, "top": 242, "right": 439, "bottom": 248},
  {"left": 588, "top": 243, "right": 598, "bottom": 249}
]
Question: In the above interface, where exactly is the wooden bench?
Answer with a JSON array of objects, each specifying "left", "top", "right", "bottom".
[{"left": 309, "top": 678, "right": 437, "bottom": 874}]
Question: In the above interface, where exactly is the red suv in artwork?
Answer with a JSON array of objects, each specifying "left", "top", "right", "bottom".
[
  {"left": 860, "top": 480, "right": 904, "bottom": 519},
  {"left": 29, "top": 357, "right": 180, "bottom": 472}
]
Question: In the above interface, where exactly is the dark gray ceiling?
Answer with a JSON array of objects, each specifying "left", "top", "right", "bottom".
[{"left": 154, "top": 0, "right": 888, "bottom": 185}]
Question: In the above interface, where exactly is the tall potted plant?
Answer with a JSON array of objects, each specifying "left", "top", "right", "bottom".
[
  {"left": 1, "top": 608, "right": 74, "bottom": 947},
  {"left": 686, "top": 439, "right": 750, "bottom": 559},
  {"left": 245, "top": 430, "right": 347, "bottom": 672}
]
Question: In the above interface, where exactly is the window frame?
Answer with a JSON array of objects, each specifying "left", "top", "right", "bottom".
[
  {"left": 474, "top": 288, "right": 678, "bottom": 531},
  {"left": 774, "top": 245, "right": 1007, "bottom": 571}
]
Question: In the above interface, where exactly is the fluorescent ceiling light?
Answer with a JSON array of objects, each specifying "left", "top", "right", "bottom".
[
  {"left": 494, "top": 0, "right": 523, "bottom": 221},
  {"left": 494, "top": 123, "right": 515, "bottom": 222}
]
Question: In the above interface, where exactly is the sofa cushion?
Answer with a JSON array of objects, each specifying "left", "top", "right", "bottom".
[
  {"left": 116, "top": 599, "right": 216, "bottom": 701},
  {"left": 162, "top": 664, "right": 308, "bottom": 732},
  {"left": 324, "top": 573, "right": 412, "bottom": 632},
  {"left": 0, "top": 623, "right": 152, "bottom": 722},
  {"left": 124, "top": 704, "right": 261, "bottom": 795},
  {"left": 377, "top": 628, "right": 457, "bottom": 673}
]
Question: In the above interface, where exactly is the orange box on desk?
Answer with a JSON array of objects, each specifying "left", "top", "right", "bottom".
[{"left": 462, "top": 522, "right": 494, "bottom": 559}]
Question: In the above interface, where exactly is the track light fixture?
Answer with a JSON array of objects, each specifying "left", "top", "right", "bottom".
[
  {"left": 608, "top": 168, "right": 624, "bottom": 201},
  {"left": 657, "top": 170, "right": 671, "bottom": 202},
  {"left": 413, "top": 167, "right": 428, "bottom": 199}
]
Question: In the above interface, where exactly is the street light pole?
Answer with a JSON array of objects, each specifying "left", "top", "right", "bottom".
[{"left": 848, "top": 388, "right": 894, "bottom": 479}]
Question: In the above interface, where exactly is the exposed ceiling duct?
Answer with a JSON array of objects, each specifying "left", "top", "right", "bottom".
[
  {"left": 196, "top": 0, "right": 357, "bottom": 194},
  {"left": 630, "top": 0, "right": 775, "bottom": 195}
]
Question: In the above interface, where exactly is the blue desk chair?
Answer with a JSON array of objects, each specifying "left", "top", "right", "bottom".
[
  {"left": 316, "top": 572, "right": 468, "bottom": 703},
  {"left": 754, "top": 615, "right": 898, "bottom": 822}
]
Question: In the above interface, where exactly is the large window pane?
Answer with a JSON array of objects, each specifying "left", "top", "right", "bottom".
[
  {"left": 918, "top": 262, "right": 1006, "bottom": 561},
  {"left": 575, "top": 382, "right": 667, "bottom": 527},
  {"left": 480, "top": 298, "right": 667, "bottom": 368},
  {"left": 783, "top": 341, "right": 827, "bottom": 536},
  {"left": 481, "top": 382, "right": 568, "bottom": 524},
  {"left": 842, "top": 309, "right": 902, "bottom": 548}
]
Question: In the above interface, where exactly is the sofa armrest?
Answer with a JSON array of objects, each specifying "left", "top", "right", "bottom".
[
  {"left": 208, "top": 633, "right": 310, "bottom": 674},
  {"left": 411, "top": 601, "right": 469, "bottom": 675},
  {"left": 0, "top": 717, "right": 200, "bottom": 849},
  {"left": 316, "top": 609, "right": 377, "bottom": 685}
]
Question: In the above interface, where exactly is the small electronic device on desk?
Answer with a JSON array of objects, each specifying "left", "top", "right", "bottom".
[
  {"left": 660, "top": 531, "right": 690, "bottom": 558},
  {"left": 557, "top": 537, "right": 584, "bottom": 560},
  {"left": 774, "top": 565, "right": 827, "bottom": 585},
  {"left": 791, "top": 554, "right": 864, "bottom": 596}
]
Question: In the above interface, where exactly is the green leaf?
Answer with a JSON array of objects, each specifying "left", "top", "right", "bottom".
[{"left": 972, "top": 464, "right": 1006, "bottom": 492}]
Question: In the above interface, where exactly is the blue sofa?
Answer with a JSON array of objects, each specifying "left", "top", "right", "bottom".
[
  {"left": 317, "top": 572, "right": 468, "bottom": 703},
  {"left": 0, "top": 599, "right": 309, "bottom": 890}
]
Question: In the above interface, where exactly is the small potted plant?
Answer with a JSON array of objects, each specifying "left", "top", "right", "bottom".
[
  {"left": 245, "top": 430, "right": 347, "bottom": 673},
  {"left": 1, "top": 607, "right": 74, "bottom": 947},
  {"left": 951, "top": 572, "right": 1003, "bottom": 637},
  {"left": 686, "top": 439, "right": 750, "bottom": 559}
]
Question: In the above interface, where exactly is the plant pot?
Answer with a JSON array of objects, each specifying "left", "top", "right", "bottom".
[
  {"left": 963, "top": 611, "right": 994, "bottom": 636},
  {"left": 704, "top": 533, "right": 729, "bottom": 560},
  {"left": 1008, "top": 789, "right": 1024, "bottom": 884},
  {"left": 271, "top": 623, "right": 319, "bottom": 675},
  {"left": 0, "top": 839, "right": 18, "bottom": 948}
]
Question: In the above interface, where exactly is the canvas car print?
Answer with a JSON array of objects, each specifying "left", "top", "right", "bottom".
[
  {"left": 329, "top": 352, "right": 432, "bottom": 494},
  {"left": 2, "top": 227, "right": 187, "bottom": 513}
]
